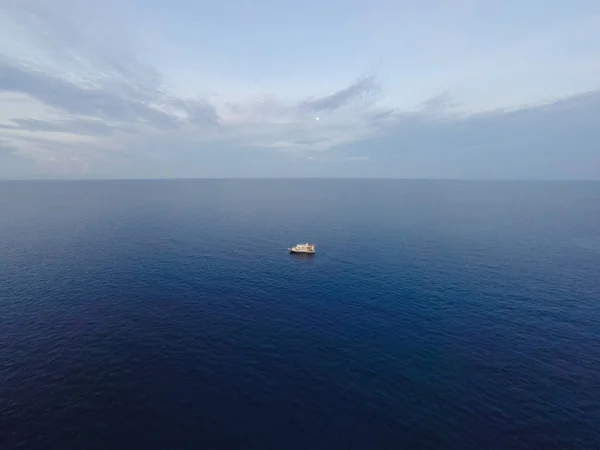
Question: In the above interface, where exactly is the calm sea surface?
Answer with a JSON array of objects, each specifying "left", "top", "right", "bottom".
[{"left": 1, "top": 180, "right": 599, "bottom": 449}]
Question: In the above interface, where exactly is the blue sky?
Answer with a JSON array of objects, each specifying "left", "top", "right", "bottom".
[{"left": 0, "top": 0, "right": 599, "bottom": 179}]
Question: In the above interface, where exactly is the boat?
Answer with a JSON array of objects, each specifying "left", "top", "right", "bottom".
[{"left": 289, "top": 243, "right": 316, "bottom": 254}]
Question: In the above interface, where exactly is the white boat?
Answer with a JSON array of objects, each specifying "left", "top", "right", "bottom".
[{"left": 288, "top": 243, "right": 316, "bottom": 254}]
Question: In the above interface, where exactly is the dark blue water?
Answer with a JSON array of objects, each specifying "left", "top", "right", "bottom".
[{"left": 1, "top": 180, "right": 599, "bottom": 449}]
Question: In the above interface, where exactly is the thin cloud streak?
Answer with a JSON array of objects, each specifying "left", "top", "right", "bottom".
[
  {"left": 0, "top": 118, "right": 128, "bottom": 136},
  {"left": 299, "top": 76, "right": 381, "bottom": 112}
]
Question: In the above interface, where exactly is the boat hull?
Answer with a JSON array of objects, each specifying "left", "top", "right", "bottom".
[{"left": 289, "top": 249, "right": 315, "bottom": 254}]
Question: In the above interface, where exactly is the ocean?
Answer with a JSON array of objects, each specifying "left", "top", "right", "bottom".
[{"left": 1, "top": 179, "right": 599, "bottom": 449}]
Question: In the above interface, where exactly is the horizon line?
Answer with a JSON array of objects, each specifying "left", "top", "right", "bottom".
[{"left": 1, "top": 177, "right": 599, "bottom": 183}]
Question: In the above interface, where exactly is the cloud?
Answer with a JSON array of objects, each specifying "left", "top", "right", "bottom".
[
  {"left": 329, "top": 89, "right": 600, "bottom": 179},
  {"left": 299, "top": 76, "right": 381, "bottom": 112},
  {"left": 0, "top": 59, "right": 218, "bottom": 130},
  {"left": 0, "top": 118, "right": 127, "bottom": 136},
  {"left": 420, "top": 92, "right": 453, "bottom": 113},
  {"left": 0, "top": 0, "right": 219, "bottom": 140},
  {"left": 343, "top": 156, "right": 370, "bottom": 162}
]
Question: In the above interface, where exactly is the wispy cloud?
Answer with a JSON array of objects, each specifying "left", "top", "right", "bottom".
[
  {"left": 420, "top": 92, "right": 453, "bottom": 114},
  {"left": 0, "top": 59, "right": 218, "bottom": 130},
  {"left": 343, "top": 156, "right": 370, "bottom": 162},
  {"left": 0, "top": 117, "right": 127, "bottom": 136},
  {"left": 299, "top": 76, "right": 381, "bottom": 112}
]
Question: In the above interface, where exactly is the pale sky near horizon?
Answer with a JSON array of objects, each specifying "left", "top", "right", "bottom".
[{"left": 0, "top": 0, "right": 599, "bottom": 179}]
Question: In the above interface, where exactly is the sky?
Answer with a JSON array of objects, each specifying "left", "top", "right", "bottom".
[{"left": 0, "top": 0, "right": 599, "bottom": 179}]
